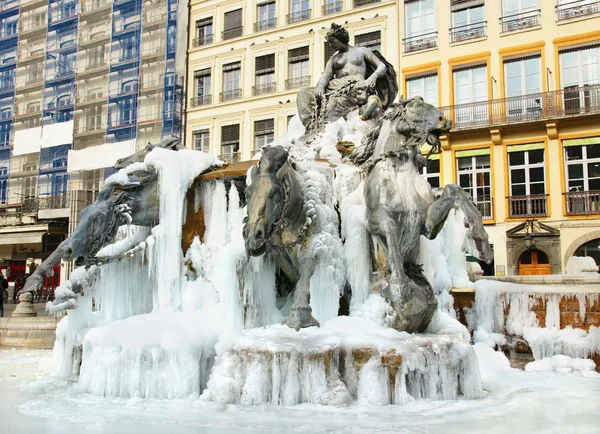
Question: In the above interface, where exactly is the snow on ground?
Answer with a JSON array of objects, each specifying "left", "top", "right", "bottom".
[{"left": 1, "top": 348, "right": 599, "bottom": 434}]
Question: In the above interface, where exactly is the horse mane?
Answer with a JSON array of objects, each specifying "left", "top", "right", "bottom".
[{"left": 349, "top": 97, "right": 430, "bottom": 170}]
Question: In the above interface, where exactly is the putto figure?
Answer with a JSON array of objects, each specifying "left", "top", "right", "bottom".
[{"left": 297, "top": 23, "right": 397, "bottom": 138}]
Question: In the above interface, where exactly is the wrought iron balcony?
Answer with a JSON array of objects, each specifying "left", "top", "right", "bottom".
[
  {"left": 556, "top": 0, "right": 599, "bottom": 22},
  {"left": 439, "top": 84, "right": 600, "bottom": 130},
  {"left": 191, "top": 95, "right": 212, "bottom": 107},
  {"left": 323, "top": 1, "right": 343, "bottom": 15},
  {"left": 449, "top": 21, "right": 486, "bottom": 43},
  {"left": 252, "top": 82, "right": 276, "bottom": 96},
  {"left": 193, "top": 34, "right": 213, "bottom": 47},
  {"left": 285, "top": 76, "right": 311, "bottom": 90},
  {"left": 500, "top": 9, "right": 541, "bottom": 33},
  {"left": 287, "top": 9, "right": 311, "bottom": 24},
  {"left": 564, "top": 190, "right": 600, "bottom": 216},
  {"left": 403, "top": 32, "right": 438, "bottom": 54},
  {"left": 222, "top": 26, "right": 243, "bottom": 40},
  {"left": 354, "top": 0, "right": 380, "bottom": 6},
  {"left": 220, "top": 89, "right": 242, "bottom": 102},
  {"left": 508, "top": 194, "right": 548, "bottom": 218},
  {"left": 219, "top": 152, "right": 241, "bottom": 163},
  {"left": 254, "top": 17, "right": 276, "bottom": 32},
  {"left": 474, "top": 197, "right": 494, "bottom": 221},
  {"left": 38, "top": 192, "right": 70, "bottom": 210}
]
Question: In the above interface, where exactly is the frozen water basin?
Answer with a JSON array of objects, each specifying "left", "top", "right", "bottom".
[{"left": 2, "top": 348, "right": 600, "bottom": 434}]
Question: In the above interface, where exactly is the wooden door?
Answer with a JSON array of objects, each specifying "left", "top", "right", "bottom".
[{"left": 519, "top": 249, "right": 552, "bottom": 275}]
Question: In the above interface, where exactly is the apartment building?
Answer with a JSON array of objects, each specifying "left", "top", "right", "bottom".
[
  {"left": 186, "top": 0, "right": 600, "bottom": 276},
  {"left": 0, "top": 0, "right": 186, "bottom": 287}
]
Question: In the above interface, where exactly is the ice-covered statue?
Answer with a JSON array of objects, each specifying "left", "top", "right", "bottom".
[{"left": 297, "top": 23, "right": 397, "bottom": 139}]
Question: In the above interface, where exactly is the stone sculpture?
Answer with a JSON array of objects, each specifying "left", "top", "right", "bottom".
[
  {"left": 350, "top": 96, "right": 494, "bottom": 332},
  {"left": 18, "top": 139, "right": 200, "bottom": 299},
  {"left": 297, "top": 23, "right": 397, "bottom": 139},
  {"left": 243, "top": 145, "right": 321, "bottom": 330}
]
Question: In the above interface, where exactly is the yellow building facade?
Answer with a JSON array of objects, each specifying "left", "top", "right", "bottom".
[{"left": 186, "top": 0, "right": 600, "bottom": 276}]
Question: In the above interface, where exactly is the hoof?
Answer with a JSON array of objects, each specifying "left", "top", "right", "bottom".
[{"left": 282, "top": 306, "right": 320, "bottom": 331}]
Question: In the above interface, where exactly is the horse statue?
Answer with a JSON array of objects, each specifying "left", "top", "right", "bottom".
[
  {"left": 350, "top": 96, "right": 494, "bottom": 333},
  {"left": 243, "top": 146, "right": 327, "bottom": 330}
]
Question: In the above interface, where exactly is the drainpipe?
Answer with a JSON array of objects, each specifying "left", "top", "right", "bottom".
[{"left": 182, "top": 0, "right": 192, "bottom": 148}]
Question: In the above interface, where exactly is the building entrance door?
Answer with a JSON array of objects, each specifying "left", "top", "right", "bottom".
[{"left": 519, "top": 249, "right": 552, "bottom": 275}]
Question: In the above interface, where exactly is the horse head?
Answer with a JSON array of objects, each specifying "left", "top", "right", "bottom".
[{"left": 244, "top": 145, "right": 302, "bottom": 257}]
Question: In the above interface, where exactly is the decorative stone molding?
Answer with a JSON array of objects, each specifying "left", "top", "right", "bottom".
[
  {"left": 546, "top": 122, "right": 558, "bottom": 139},
  {"left": 490, "top": 128, "right": 502, "bottom": 145}
]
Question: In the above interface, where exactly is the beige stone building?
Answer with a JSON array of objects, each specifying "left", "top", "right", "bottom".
[{"left": 185, "top": 0, "right": 600, "bottom": 276}]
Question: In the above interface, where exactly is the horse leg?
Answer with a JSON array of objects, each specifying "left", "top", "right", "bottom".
[
  {"left": 281, "top": 247, "right": 320, "bottom": 331},
  {"left": 423, "top": 184, "right": 494, "bottom": 264}
]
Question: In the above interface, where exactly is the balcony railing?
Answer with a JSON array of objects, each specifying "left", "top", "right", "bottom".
[
  {"left": 323, "top": 1, "right": 343, "bottom": 15},
  {"left": 403, "top": 32, "right": 438, "bottom": 54},
  {"left": 191, "top": 95, "right": 212, "bottom": 107},
  {"left": 254, "top": 17, "right": 276, "bottom": 32},
  {"left": 220, "top": 89, "right": 242, "bottom": 102},
  {"left": 500, "top": 9, "right": 541, "bottom": 33},
  {"left": 193, "top": 34, "right": 213, "bottom": 47},
  {"left": 508, "top": 194, "right": 548, "bottom": 218},
  {"left": 222, "top": 26, "right": 243, "bottom": 40},
  {"left": 353, "top": 0, "right": 380, "bottom": 6},
  {"left": 285, "top": 75, "right": 311, "bottom": 90},
  {"left": 474, "top": 197, "right": 494, "bottom": 221},
  {"left": 252, "top": 82, "right": 276, "bottom": 96},
  {"left": 219, "top": 152, "right": 241, "bottom": 163},
  {"left": 287, "top": 9, "right": 311, "bottom": 24},
  {"left": 565, "top": 190, "right": 600, "bottom": 216},
  {"left": 449, "top": 21, "right": 486, "bottom": 43},
  {"left": 38, "top": 192, "right": 70, "bottom": 210},
  {"left": 440, "top": 84, "right": 600, "bottom": 130},
  {"left": 556, "top": 0, "right": 599, "bottom": 22}
]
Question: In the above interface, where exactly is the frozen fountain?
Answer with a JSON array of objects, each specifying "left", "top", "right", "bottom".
[{"left": 18, "top": 23, "right": 496, "bottom": 405}]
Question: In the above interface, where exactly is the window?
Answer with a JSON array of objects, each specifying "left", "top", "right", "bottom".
[
  {"left": 117, "top": 98, "right": 135, "bottom": 126},
  {"left": 0, "top": 179, "right": 6, "bottom": 203},
  {"left": 504, "top": 55, "right": 542, "bottom": 118},
  {"left": 222, "top": 62, "right": 241, "bottom": 101},
  {"left": 58, "top": 53, "right": 76, "bottom": 76},
  {"left": 85, "top": 106, "right": 103, "bottom": 131},
  {"left": 324, "top": 40, "right": 337, "bottom": 65},
  {"left": 420, "top": 157, "right": 440, "bottom": 188},
  {"left": 51, "top": 173, "right": 69, "bottom": 195},
  {"left": 256, "top": 1, "right": 276, "bottom": 31},
  {"left": 221, "top": 124, "right": 240, "bottom": 162},
  {"left": 355, "top": 31, "right": 381, "bottom": 52},
  {"left": 288, "top": 0, "right": 310, "bottom": 23},
  {"left": 23, "top": 176, "right": 37, "bottom": 198},
  {"left": 195, "top": 17, "right": 213, "bottom": 46},
  {"left": 323, "top": 0, "right": 343, "bottom": 15},
  {"left": 223, "top": 9, "right": 243, "bottom": 40},
  {"left": 120, "top": 37, "right": 136, "bottom": 61},
  {"left": 501, "top": 0, "right": 540, "bottom": 32},
  {"left": 406, "top": 72, "right": 437, "bottom": 106},
  {"left": 0, "top": 161, "right": 7, "bottom": 177},
  {"left": 0, "top": 123, "right": 9, "bottom": 147},
  {"left": 453, "top": 64, "right": 488, "bottom": 125},
  {"left": 288, "top": 46, "right": 310, "bottom": 89},
  {"left": 121, "top": 79, "right": 137, "bottom": 94},
  {"left": 508, "top": 146, "right": 546, "bottom": 217},
  {"left": 456, "top": 151, "right": 492, "bottom": 219},
  {"left": 194, "top": 68, "right": 211, "bottom": 106},
  {"left": 450, "top": 0, "right": 485, "bottom": 43},
  {"left": 404, "top": 0, "right": 436, "bottom": 53},
  {"left": 82, "top": 169, "right": 102, "bottom": 193},
  {"left": 254, "top": 119, "right": 274, "bottom": 152},
  {"left": 565, "top": 142, "right": 600, "bottom": 192},
  {"left": 193, "top": 129, "right": 210, "bottom": 153},
  {"left": 88, "top": 46, "right": 105, "bottom": 69},
  {"left": 254, "top": 54, "right": 275, "bottom": 95},
  {"left": 560, "top": 44, "right": 600, "bottom": 113}
]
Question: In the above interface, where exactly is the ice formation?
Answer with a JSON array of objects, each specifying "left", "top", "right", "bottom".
[{"left": 49, "top": 113, "right": 487, "bottom": 404}]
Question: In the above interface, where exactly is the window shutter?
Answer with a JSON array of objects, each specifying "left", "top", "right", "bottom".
[
  {"left": 450, "top": 0, "right": 485, "bottom": 12},
  {"left": 194, "top": 68, "right": 211, "bottom": 78},
  {"left": 289, "top": 46, "right": 309, "bottom": 62},
  {"left": 196, "top": 17, "right": 212, "bottom": 27},
  {"left": 254, "top": 119, "right": 274, "bottom": 136},
  {"left": 255, "top": 54, "right": 275, "bottom": 74},
  {"left": 224, "top": 9, "right": 242, "bottom": 30},
  {"left": 324, "top": 41, "right": 336, "bottom": 64},
  {"left": 221, "top": 124, "right": 240, "bottom": 145},
  {"left": 223, "top": 61, "right": 241, "bottom": 72},
  {"left": 355, "top": 31, "right": 381, "bottom": 48}
]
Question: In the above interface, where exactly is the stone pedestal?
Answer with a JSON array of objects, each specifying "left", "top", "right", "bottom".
[{"left": 12, "top": 293, "right": 38, "bottom": 317}]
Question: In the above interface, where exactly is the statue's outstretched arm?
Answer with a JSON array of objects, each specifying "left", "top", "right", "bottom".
[{"left": 363, "top": 49, "right": 386, "bottom": 87}]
